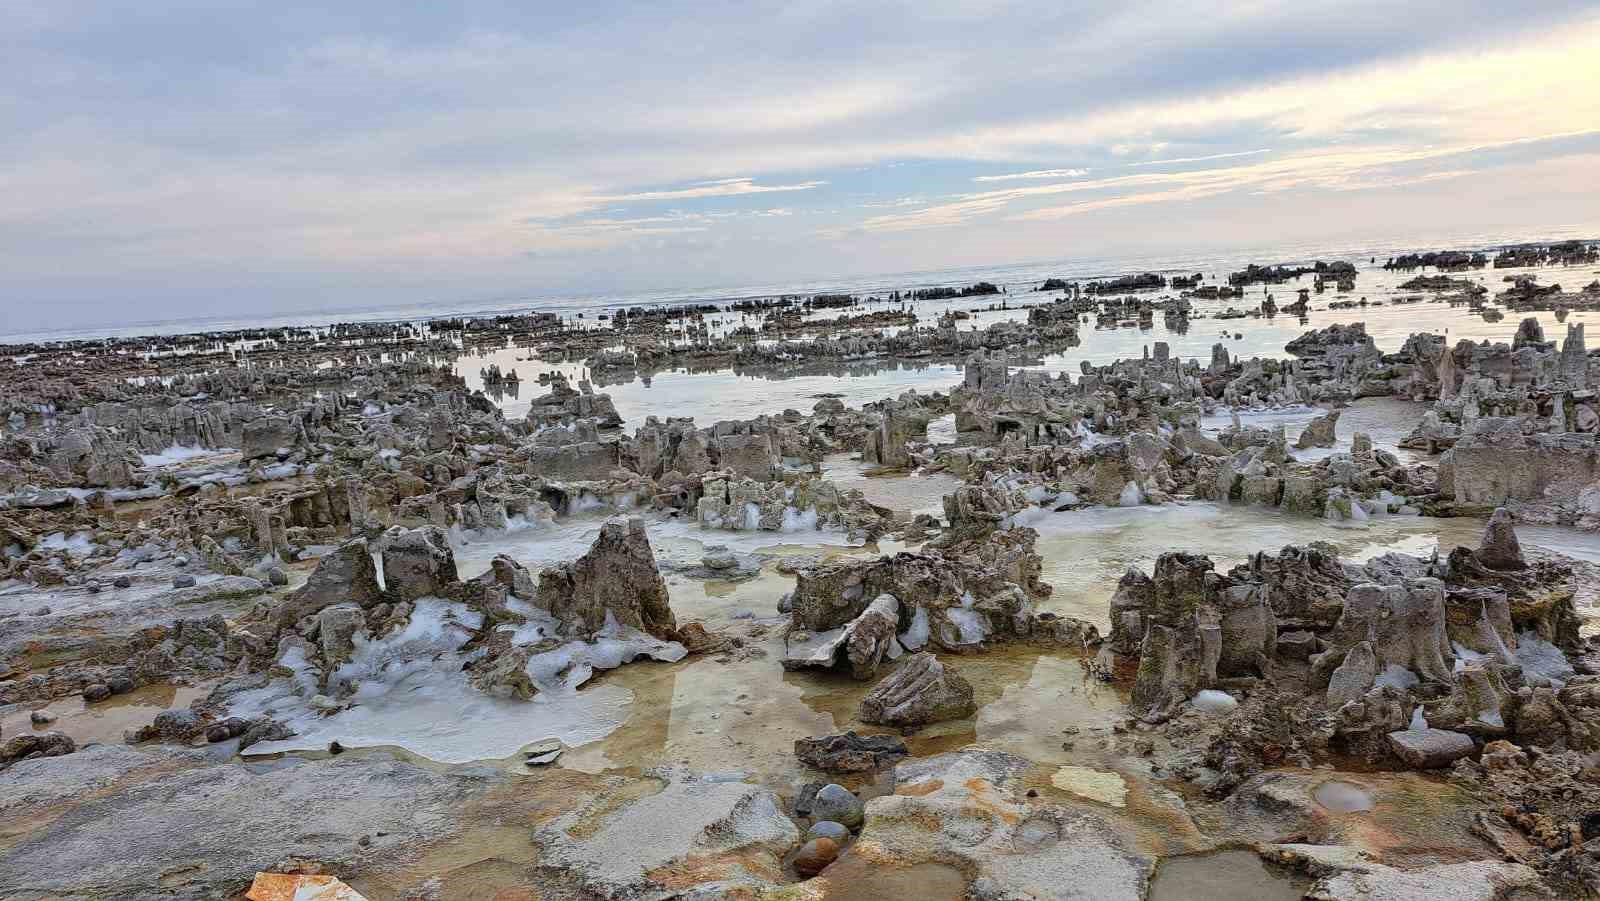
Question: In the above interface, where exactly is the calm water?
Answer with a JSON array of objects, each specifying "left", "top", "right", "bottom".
[
  {"left": 7, "top": 225, "right": 1596, "bottom": 344},
  {"left": 454, "top": 246, "right": 1600, "bottom": 426}
]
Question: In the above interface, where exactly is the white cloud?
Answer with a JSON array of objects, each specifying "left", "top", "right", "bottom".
[
  {"left": 594, "top": 178, "right": 827, "bottom": 203},
  {"left": 1126, "top": 148, "right": 1274, "bottom": 167},
  {"left": 972, "top": 168, "right": 1089, "bottom": 182}
]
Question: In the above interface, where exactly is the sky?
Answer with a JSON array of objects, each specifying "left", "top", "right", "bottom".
[{"left": 4, "top": 1, "right": 1600, "bottom": 334}]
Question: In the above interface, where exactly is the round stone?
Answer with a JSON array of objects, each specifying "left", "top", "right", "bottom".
[
  {"left": 810, "top": 784, "right": 864, "bottom": 829},
  {"left": 806, "top": 820, "right": 850, "bottom": 843},
  {"left": 792, "top": 837, "right": 839, "bottom": 877}
]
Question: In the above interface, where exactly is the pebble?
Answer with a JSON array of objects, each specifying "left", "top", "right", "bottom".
[
  {"left": 809, "top": 784, "right": 864, "bottom": 829},
  {"left": 113, "top": 575, "right": 133, "bottom": 589},
  {"left": 792, "top": 837, "right": 839, "bottom": 876},
  {"left": 806, "top": 821, "right": 850, "bottom": 843},
  {"left": 268, "top": 568, "right": 289, "bottom": 586},
  {"left": 31, "top": 710, "right": 57, "bottom": 725},
  {"left": 172, "top": 574, "right": 197, "bottom": 588},
  {"left": 107, "top": 676, "right": 135, "bottom": 694},
  {"left": 83, "top": 683, "right": 112, "bottom": 702}
]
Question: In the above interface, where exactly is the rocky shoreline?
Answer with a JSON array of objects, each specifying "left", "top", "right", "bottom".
[{"left": 4, "top": 240, "right": 1600, "bottom": 899}]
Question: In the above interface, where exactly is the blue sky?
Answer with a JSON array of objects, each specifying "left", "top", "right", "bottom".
[{"left": 4, "top": 1, "right": 1599, "bottom": 331}]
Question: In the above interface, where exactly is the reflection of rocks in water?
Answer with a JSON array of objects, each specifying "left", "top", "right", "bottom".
[{"left": 480, "top": 378, "right": 520, "bottom": 402}]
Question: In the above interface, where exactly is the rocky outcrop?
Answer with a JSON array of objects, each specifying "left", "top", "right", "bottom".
[
  {"left": 1477, "top": 507, "right": 1525, "bottom": 570},
  {"left": 859, "top": 651, "right": 976, "bottom": 727},
  {"left": 1113, "top": 552, "right": 1276, "bottom": 717},
  {"left": 1294, "top": 408, "right": 1340, "bottom": 449},
  {"left": 240, "top": 415, "right": 304, "bottom": 462},
  {"left": 781, "top": 528, "right": 1056, "bottom": 678},
  {"left": 379, "top": 525, "right": 458, "bottom": 601},
  {"left": 271, "top": 538, "right": 384, "bottom": 628},
  {"left": 533, "top": 516, "right": 675, "bottom": 639}
]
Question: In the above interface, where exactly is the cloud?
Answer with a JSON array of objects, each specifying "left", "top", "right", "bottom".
[
  {"left": 2, "top": 1, "right": 1599, "bottom": 331},
  {"left": 972, "top": 168, "right": 1089, "bottom": 182},
  {"left": 862, "top": 129, "right": 1600, "bottom": 230},
  {"left": 1126, "top": 148, "right": 1274, "bottom": 167},
  {"left": 594, "top": 178, "right": 828, "bottom": 203}
]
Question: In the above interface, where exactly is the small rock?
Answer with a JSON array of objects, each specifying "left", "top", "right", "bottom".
[
  {"left": 1477, "top": 507, "right": 1525, "bottom": 570},
  {"left": 859, "top": 652, "right": 976, "bottom": 728},
  {"left": 83, "top": 683, "right": 112, "bottom": 702},
  {"left": 1276, "top": 630, "right": 1318, "bottom": 661},
  {"left": 30, "top": 606, "right": 50, "bottom": 616},
  {"left": 113, "top": 575, "right": 133, "bottom": 589},
  {"left": 30, "top": 710, "right": 57, "bottom": 725},
  {"left": 107, "top": 676, "right": 135, "bottom": 695},
  {"left": 793, "top": 837, "right": 839, "bottom": 876},
  {"left": 525, "top": 739, "right": 563, "bottom": 766},
  {"left": 1387, "top": 728, "right": 1476, "bottom": 768},
  {"left": 809, "top": 784, "right": 863, "bottom": 829},
  {"left": 175, "top": 556, "right": 190, "bottom": 568},
  {"left": 795, "top": 732, "right": 908, "bottom": 774},
  {"left": 172, "top": 574, "right": 197, "bottom": 589},
  {"left": 0, "top": 731, "right": 76, "bottom": 765},
  {"left": 268, "top": 568, "right": 289, "bottom": 586},
  {"left": 807, "top": 821, "right": 850, "bottom": 843}
]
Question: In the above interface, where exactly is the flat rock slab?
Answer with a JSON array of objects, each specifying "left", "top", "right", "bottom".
[
  {"left": 534, "top": 767, "right": 798, "bottom": 898},
  {"left": 806, "top": 749, "right": 1152, "bottom": 900},
  {"left": 1387, "top": 728, "right": 1476, "bottom": 768},
  {"left": 0, "top": 751, "right": 501, "bottom": 899}
]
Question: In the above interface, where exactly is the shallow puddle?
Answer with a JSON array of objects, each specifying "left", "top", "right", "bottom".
[
  {"left": 0, "top": 683, "right": 208, "bottom": 747},
  {"left": 1314, "top": 780, "right": 1375, "bottom": 813},
  {"left": 813, "top": 856, "right": 969, "bottom": 901},
  {"left": 819, "top": 454, "right": 963, "bottom": 517},
  {"left": 1148, "top": 849, "right": 1308, "bottom": 901}
]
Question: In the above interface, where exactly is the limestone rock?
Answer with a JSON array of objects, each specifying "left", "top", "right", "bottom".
[
  {"left": 844, "top": 593, "right": 899, "bottom": 679},
  {"left": 1, "top": 731, "right": 77, "bottom": 769},
  {"left": 1386, "top": 727, "right": 1476, "bottom": 768},
  {"left": 316, "top": 603, "right": 367, "bottom": 671},
  {"left": 380, "top": 526, "right": 458, "bottom": 602},
  {"left": 802, "top": 750, "right": 1151, "bottom": 900},
  {"left": 272, "top": 539, "right": 383, "bottom": 629},
  {"left": 794, "top": 732, "right": 908, "bottom": 774},
  {"left": 1325, "top": 641, "right": 1377, "bottom": 709},
  {"left": 240, "top": 415, "right": 302, "bottom": 462},
  {"left": 533, "top": 516, "right": 676, "bottom": 639},
  {"left": 1476, "top": 507, "right": 1524, "bottom": 571},
  {"left": 1295, "top": 408, "right": 1341, "bottom": 449},
  {"left": 859, "top": 652, "right": 976, "bottom": 728},
  {"left": 533, "top": 768, "right": 798, "bottom": 898}
]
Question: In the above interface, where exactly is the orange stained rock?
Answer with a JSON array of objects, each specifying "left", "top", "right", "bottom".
[
  {"left": 896, "top": 778, "right": 944, "bottom": 797},
  {"left": 246, "top": 873, "right": 369, "bottom": 901},
  {"left": 962, "top": 776, "right": 1023, "bottom": 826}
]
